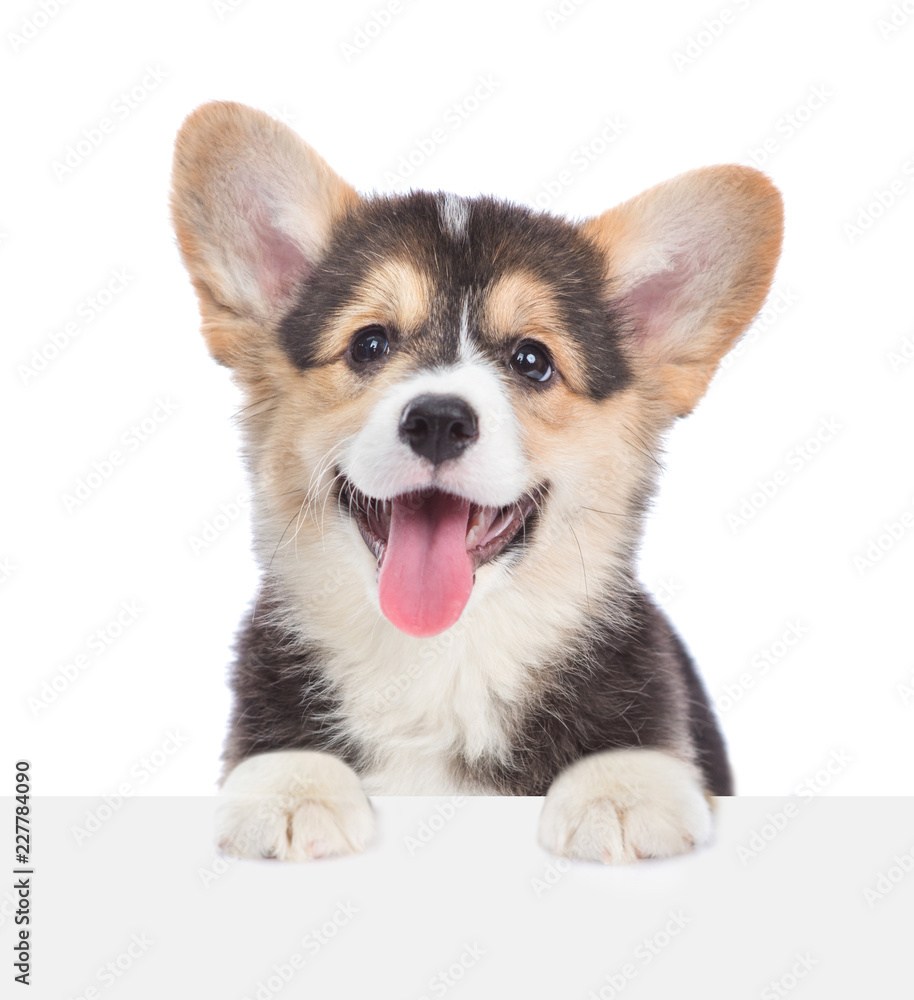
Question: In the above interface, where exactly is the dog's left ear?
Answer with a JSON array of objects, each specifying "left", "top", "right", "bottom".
[
  {"left": 582, "top": 166, "right": 784, "bottom": 416},
  {"left": 170, "top": 101, "right": 359, "bottom": 365}
]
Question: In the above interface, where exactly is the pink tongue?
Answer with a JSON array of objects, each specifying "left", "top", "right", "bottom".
[{"left": 378, "top": 492, "right": 474, "bottom": 638}]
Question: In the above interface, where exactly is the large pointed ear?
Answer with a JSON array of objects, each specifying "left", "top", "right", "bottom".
[
  {"left": 170, "top": 101, "right": 359, "bottom": 364},
  {"left": 582, "top": 166, "right": 784, "bottom": 416}
]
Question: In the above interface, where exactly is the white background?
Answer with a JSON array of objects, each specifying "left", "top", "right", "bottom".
[{"left": 3, "top": 0, "right": 914, "bottom": 996}]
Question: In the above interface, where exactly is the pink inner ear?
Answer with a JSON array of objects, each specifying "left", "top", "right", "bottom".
[
  {"left": 242, "top": 189, "right": 311, "bottom": 309},
  {"left": 624, "top": 265, "right": 693, "bottom": 349}
]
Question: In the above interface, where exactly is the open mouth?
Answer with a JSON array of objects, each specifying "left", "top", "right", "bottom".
[{"left": 338, "top": 474, "right": 545, "bottom": 638}]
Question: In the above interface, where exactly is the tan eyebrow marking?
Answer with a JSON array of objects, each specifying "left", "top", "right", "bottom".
[
  {"left": 483, "top": 271, "right": 591, "bottom": 395},
  {"left": 314, "top": 258, "right": 433, "bottom": 361}
]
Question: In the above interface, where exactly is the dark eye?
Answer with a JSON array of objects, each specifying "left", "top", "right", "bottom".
[
  {"left": 350, "top": 325, "right": 390, "bottom": 364},
  {"left": 510, "top": 341, "right": 553, "bottom": 383}
]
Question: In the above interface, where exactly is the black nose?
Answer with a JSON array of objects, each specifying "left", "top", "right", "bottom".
[{"left": 399, "top": 394, "right": 479, "bottom": 466}]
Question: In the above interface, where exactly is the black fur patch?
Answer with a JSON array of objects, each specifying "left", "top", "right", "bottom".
[
  {"left": 220, "top": 596, "right": 366, "bottom": 782},
  {"left": 458, "top": 592, "right": 733, "bottom": 796},
  {"left": 278, "top": 192, "right": 632, "bottom": 401},
  {"left": 223, "top": 589, "right": 732, "bottom": 796}
]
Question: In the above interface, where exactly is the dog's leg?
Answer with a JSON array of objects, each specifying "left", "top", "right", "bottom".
[
  {"left": 537, "top": 748, "right": 713, "bottom": 863},
  {"left": 215, "top": 750, "right": 374, "bottom": 861}
]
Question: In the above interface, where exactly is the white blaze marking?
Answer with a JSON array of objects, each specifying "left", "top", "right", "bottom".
[
  {"left": 458, "top": 293, "right": 471, "bottom": 356},
  {"left": 438, "top": 192, "right": 470, "bottom": 241}
]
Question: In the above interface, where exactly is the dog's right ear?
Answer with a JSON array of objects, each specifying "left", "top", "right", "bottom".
[
  {"left": 582, "top": 166, "right": 783, "bottom": 418},
  {"left": 170, "top": 102, "right": 358, "bottom": 365}
]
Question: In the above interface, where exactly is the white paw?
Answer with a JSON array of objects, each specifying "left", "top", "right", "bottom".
[
  {"left": 538, "top": 749, "right": 713, "bottom": 863},
  {"left": 216, "top": 750, "right": 374, "bottom": 861}
]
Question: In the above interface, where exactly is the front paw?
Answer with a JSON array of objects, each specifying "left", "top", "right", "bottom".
[
  {"left": 216, "top": 750, "right": 374, "bottom": 861},
  {"left": 538, "top": 749, "right": 713, "bottom": 863}
]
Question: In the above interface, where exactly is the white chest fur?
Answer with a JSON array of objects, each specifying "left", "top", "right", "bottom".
[{"left": 323, "top": 600, "right": 540, "bottom": 795}]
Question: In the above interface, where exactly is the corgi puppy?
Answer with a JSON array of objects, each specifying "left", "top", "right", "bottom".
[{"left": 170, "top": 102, "right": 782, "bottom": 863}]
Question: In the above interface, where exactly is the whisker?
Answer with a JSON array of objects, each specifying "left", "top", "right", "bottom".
[
  {"left": 318, "top": 470, "right": 346, "bottom": 548},
  {"left": 303, "top": 440, "right": 347, "bottom": 509},
  {"left": 578, "top": 506, "right": 625, "bottom": 518},
  {"left": 568, "top": 522, "right": 589, "bottom": 606},
  {"left": 231, "top": 394, "right": 280, "bottom": 423},
  {"left": 283, "top": 492, "right": 310, "bottom": 556},
  {"left": 268, "top": 508, "right": 303, "bottom": 571}
]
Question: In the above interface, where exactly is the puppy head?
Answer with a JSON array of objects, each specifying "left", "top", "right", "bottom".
[{"left": 171, "top": 102, "right": 783, "bottom": 640}]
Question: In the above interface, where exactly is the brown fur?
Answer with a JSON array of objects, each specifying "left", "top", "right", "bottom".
[
  {"left": 582, "top": 165, "right": 784, "bottom": 416},
  {"left": 170, "top": 101, "right": 359, "bottom": 364},
  {"left": 309, "top": 259, "right": 434, "bottom": 364},
  {"left": 482, "top": 271, "right": 594, "bottom": 397}
]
